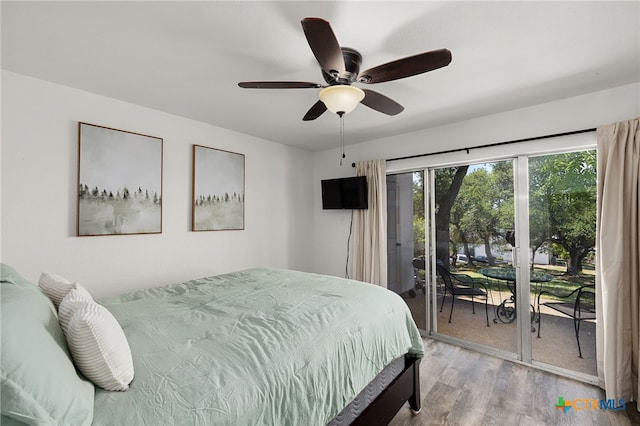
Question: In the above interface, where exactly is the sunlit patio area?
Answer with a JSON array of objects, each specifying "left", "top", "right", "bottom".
[{"left": 403, "top": 289, "right": 596, "bottom": 376}]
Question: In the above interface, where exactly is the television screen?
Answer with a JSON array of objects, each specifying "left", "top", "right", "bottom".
[{"left": 321, "top": 176, "right": 368, "bottom": 210}]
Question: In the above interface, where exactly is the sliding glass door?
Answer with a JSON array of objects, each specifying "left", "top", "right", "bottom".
[
  {"left": 529, "top": 150, "right": 597, "bottom": 377},
  {"left": 389, "top": 147, "right": 598, "bottom": 379},
  {"left": 430, "top": 160, "right": 517, "bottom": 354}
]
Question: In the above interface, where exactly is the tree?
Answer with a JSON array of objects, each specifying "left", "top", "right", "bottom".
[
  {"left": 528, "top": 160, "right": 552, "bottom": 264},
  {"left": 413, "top": 217, "right": 425, "bottom": 257},
  {"left": 413, "top": 172, "right": 424, "bottom": 220},
  {"left": 434, "top": 166, "right": 468, "bottom": 269},
  {"left": 529, "top": 151, "right": 596, "bottom": 275},
  {"left": 456, "top": 168, "right": 496, "bottom": 264},
  {"left": 412, "top": 172, "right": 425, "bottom": 257},
  {"left": 448, "top": 162, "right": 515, "bottom": 266},
  {"left": 489, "top": 161, "right": 516, "bottom": 263},
  {"left": 450, "top": 175, "right": 475, "bottom": 264}
]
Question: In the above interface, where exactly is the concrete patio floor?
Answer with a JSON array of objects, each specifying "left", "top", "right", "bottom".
[{"left": 402, "top": 291, "right": 596, "bottom": 376}]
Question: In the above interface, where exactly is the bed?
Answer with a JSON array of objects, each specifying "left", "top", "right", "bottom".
[{"left": 1, "top": 265, "right": 424, "bottom": 425}]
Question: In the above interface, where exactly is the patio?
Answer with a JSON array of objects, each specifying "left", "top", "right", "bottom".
[{"left": 402, "top": 291, "right": 596, "bottom": 376}]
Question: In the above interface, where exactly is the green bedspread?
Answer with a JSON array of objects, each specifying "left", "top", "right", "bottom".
[{"left": 93, "top": 268, "right": 424, "bottom": 426}]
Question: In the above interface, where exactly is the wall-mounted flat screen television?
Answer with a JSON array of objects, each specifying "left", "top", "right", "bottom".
[{"left": 321, "top": 176, "right": 368, "bottom": 210}]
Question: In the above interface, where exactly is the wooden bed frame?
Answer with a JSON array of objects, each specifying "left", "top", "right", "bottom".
[{"left": 352, "top": 355, "right": 421, "bottom": 425}]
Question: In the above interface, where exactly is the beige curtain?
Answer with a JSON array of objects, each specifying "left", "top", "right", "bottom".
[
  {"left": 596, "top": 118, "right": 639, "bottom": 407},
  {"left": 352, "top": 160, "right": 387, "bottom": 287}
]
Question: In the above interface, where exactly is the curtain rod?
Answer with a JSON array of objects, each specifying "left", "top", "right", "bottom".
[{"left": 351, "top": 127, "right": 597, "bottom": 167}]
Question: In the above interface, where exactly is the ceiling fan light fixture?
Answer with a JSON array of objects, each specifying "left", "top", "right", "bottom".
[{"left": 319, "top": 85, "right": 365, "bottom": 115}]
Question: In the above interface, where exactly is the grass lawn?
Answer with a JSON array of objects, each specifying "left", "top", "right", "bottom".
[{"left": 446, "top": 263, "right": 595, "bottom": 302}]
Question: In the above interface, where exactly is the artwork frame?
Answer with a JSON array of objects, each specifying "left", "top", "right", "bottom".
[
  {"left": 192, "top": 145, "right": 245, "bottom": 231},
  {"left": 77, "top": 122, "right": 163, "bottom": 236}
]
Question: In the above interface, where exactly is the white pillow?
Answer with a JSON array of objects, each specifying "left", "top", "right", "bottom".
[
  {"left": 58, "top": 286, "right": 94, "bottom": 334},
  {"left": 38, "top": 272, "right": 82, "bottom": 308},
  {"left": 64, "top": 299, "right": 134, "bottom": 391}
]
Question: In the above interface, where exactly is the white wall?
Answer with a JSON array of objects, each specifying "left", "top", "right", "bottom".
[
  {"left": 311, "top": 82, "right": 640, "bottom": 278},
  {"left": 4, "top": 71, "right": 637, "bottom": 294},
  {"left": 1, "top": 71, "right": 314, "bottom": 298}
]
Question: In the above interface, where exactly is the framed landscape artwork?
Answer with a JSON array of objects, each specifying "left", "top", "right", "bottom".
[
  {"left": 192, "top": 145, "right": 245, "bottom": 231},
  {"left": 77, "top": 122, "right": 163, "bottom": 236}
]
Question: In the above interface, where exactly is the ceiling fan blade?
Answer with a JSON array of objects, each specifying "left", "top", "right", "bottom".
[
  {"left": 302, "top": 100, "right": 327, "bottom": 121},
  {"left": 358, "top": 48, "right": 452, "bottom": 84},
  {"left": 360, "top": 89, "right": 404, "bottom": 116},
  {"left": 301, "top": 17, "right": 345, "bottom": 77},
  {"left": 238, "top": 81, "right": 322, "bottom": 89}
]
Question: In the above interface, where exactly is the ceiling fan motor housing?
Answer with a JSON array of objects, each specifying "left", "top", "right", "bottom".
[{"left": 322, "top": 47, "right": 362, "bottom": 85}]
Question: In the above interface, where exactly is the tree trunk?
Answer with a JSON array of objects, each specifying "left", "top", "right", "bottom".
[
  {"left": 483, "top": 234, "right": 495, "bottom": 266},
  {"left": 460, "top": 232, "right": 470, "bottom": 265},
  {"left": 435, "top": 167, "right": 468, "bottom": 270},
  {"left": 566, "top": 248, "right": 587, "bottom": 275},
  {"left": 435, "top": 226, "right": 451, "bottom": 269},
  {"left": 530, "top": 241, "right": 545, "bottom": 267}
]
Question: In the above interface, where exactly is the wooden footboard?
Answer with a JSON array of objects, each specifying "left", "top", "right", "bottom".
[{"left": 351, "top": 356, "right": 421, "bottom": 425}]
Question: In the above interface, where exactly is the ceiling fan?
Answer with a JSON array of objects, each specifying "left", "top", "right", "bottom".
[{"left": 238, "top": 17, "right": 452, "bottom": 121}]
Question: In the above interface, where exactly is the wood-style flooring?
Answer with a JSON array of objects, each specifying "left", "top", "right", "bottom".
[{"left": 389, "top": 338, "right": 635, "bottom": 426}]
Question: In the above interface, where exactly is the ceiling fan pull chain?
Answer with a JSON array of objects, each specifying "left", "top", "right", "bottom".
[{"left": 339, "top": 114, "right": 345, "bottom": 165}]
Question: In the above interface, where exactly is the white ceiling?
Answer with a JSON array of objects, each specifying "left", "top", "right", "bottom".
[{"left": 2, "top": 1, "right": 639, "bottom": 151}]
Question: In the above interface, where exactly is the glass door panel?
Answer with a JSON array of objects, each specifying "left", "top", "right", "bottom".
[
  {"left": 529, "top": 150, "right": 597, "bottom": 376},
  {"left": 386, "top": 171, "right": 426, "bottom": 331},
  {"left": 431, "top": 161, "right": 517, "bottom": 353}
]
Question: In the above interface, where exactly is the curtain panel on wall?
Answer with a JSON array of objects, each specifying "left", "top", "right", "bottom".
[
  {"left": 595, "top": 117, "right": 639, "bottom": 408},
  {"left": 352, "top": 160, "right": 387, "bottom": 287}
]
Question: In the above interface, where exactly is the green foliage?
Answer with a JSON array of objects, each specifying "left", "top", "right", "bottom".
[
  {"left": 529, "top": 151, "right": 596, "bottom": 274},
  {"left": 429, "top": 150, "right": 596, "bottom": 275},
  {"left": 434, "top": 166, "right": 469, "bottom": 267},
  {"left": 413, "top": 216, "right": 425, "bottom": 257},
  {"left": 412, "top": 171, "right": 426, "bottom": 257},
  {"left": 413, "top": 171, "right": 424, "bottom": 220},
  {"left": 446, "top": 162, "right": 514, "bottom": 264},
  {"left": 455, "top": 168, "right": 500, "bottom": 238}
]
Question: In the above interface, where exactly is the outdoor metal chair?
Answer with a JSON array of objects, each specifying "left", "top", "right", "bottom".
[
  {"left": 536, "top": 284, "right": 596, "bottom": 358},
  {"left": 435, "top": 264, "right": 490, "bottom": 327},
  {"left": 412, "top": 256, "right": 426, "bottom": 295}
]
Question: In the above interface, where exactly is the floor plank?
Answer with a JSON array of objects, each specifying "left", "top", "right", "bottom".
[{"left": 389, "top": 338, "right": 633, "bottom": 426}]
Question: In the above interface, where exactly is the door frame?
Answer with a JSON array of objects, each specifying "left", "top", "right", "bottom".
[{"left": 388, "top": 133, "right": 598, "bottom": 384}]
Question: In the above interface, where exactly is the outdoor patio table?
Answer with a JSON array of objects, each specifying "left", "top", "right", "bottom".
[{"left": 478, "top": 267, "right": 553, "bottom": 330}]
